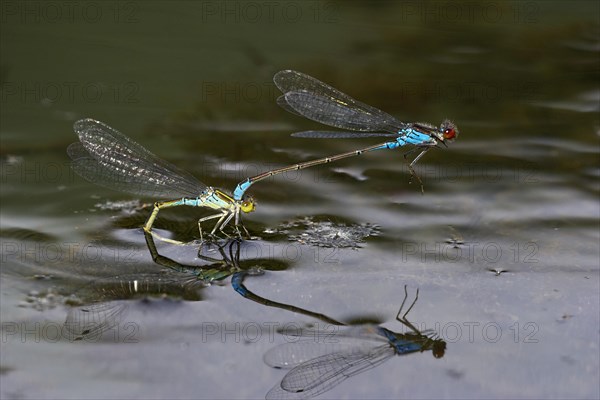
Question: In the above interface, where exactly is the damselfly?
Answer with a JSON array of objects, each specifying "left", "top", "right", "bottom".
[
  {"left": 231, "top": 269, "right": 344, "bottom": 326},
  {"left": 234, "top": 70, "right": 458, "bottom": 199},
  {"left": 67, "top": 119, "right": 255, "bottom": 244},
  {"left": 264, "top": 286, "right": 446, "bottom": 399}
]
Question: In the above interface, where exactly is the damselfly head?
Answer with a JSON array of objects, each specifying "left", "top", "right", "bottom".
[
  {"left": 240, "top": 196, "right": 256, "bottom": 213},
  {"left": 439, "top": 120, "right": 458, "bottom": 143}
]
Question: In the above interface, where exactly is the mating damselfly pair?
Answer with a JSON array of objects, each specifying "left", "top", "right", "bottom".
[{"left": 68, "top": 70, "right": 458, "bottom": 244}]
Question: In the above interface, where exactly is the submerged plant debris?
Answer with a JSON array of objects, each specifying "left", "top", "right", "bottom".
[
  {"left": 94, "top": 199, "right": 145, "bottom": 213},
  {"left": 266, "top": 216, "right": 380, "bottom": 249},
  {"left": 18, "top": 288, "right": 64, "bottom": 311}
]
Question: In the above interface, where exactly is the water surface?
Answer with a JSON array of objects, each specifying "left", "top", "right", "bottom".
[{"left": 1, "top": 2, "right": 599, "bottom": 399}]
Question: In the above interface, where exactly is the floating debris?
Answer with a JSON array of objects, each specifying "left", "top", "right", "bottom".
[
  {"left": 19, "top": 288, "right": 63, "bottom": 311},
  {"left": 32, "top": 274, "right": 53, "bottom": 280},
  {"left": 267, "top": 216, "right": 379, "bottom": 249},
  {"left": 94, "top": 199, "right": 145, "bottom": 213},
  {"left": 445, "top": 225, "right": 465, "bottom": 248},
  {"left": 488, "top": 268, "right": 509, "bottom": 276}
]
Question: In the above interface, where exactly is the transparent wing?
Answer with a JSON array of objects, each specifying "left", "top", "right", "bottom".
[
  {"left": 63, "top": 301, "right": 128, "bottom": 342},
  {"left": 265, "top": 326, "right": 388, "bottom": 369},
  {"left": 266, "top": 345, "right": 394, "bottom": 399},
  {"left": 275, "top": 325, "right": 389, "bottom": 340},
  {"left": 274, "top": 70, "right": 408, "bottom": 133},
  {"left": 265, "top": 340, "right": 373, "bottom": 370},
  {"left": 68, "top": 119, "right": 206, "bottom": 198},
  {"left": 276, "top": 95, "right": 302, "bottom": 116},
  {"left": 291, "top": 130, "right": 398, "bottom": 139}
]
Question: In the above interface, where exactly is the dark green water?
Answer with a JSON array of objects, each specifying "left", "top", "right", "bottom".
[{"left": 1, "top": 1, "right": 598, "bottom": 399}]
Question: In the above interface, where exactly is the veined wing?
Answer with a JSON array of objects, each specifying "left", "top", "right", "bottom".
[
  {"left": 266, "top": 345, "right": 394, "bottom": 400},
  {"left": 265, "top": 325, "right": 389, "bottom": 369},
  {"left": 291, "top": 130, "right": 398, "bottom": 139},
  {"left": 273, "top": 325, "right": 388, "bottom": 343},
  {"left": 63, "top": 301, "right": 127, "bottom": 342},
  {"left": 265, "top": 337, "right": 385, "bottom": 370},
  {"left": 68, "top": 119, "right": 206, "bottom": 198},
  {"left": 276, "top": 94, "right": 302, "bottom": 116},
  {"left": 274, "top": 70, "right": 408, "bottom": 133}
]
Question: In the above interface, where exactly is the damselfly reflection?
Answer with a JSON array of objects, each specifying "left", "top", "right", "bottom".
[
  {"left": 146, "top": 233, "right": 343, "bottom": 324},
  {"left": 63, "top": 235, "right": 340, "bottom": 341},
  {"left": 265, "top": 286, "right": 445, "bottom": 400}
]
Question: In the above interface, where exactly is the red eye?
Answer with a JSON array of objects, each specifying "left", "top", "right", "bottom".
[{"left": 444, "top": 128, "right": 456, "bottom": 141}]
